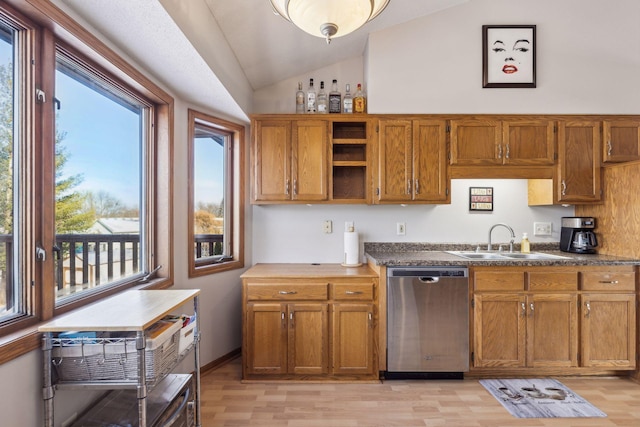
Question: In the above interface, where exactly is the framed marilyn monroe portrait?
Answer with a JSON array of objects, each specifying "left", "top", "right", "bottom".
[{"left": 482, "top": 25, "right": 536, "bottom": 88}]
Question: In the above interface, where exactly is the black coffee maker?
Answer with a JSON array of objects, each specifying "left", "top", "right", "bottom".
[{"left": 560, "top": 217, "right": 598, "bottom": 254}]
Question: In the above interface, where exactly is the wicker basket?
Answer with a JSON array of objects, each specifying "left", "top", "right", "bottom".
[{"left": 51, "top": 321, "right": 180, "bottom": 384}]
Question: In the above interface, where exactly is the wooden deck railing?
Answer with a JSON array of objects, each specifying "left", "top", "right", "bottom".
[{"left": 1, "top": 233, "right": 222, "bottom": 308}]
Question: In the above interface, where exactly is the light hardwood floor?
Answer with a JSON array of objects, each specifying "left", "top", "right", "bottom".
[{"left": 199, "top": 358, "right": 640, "bottom": 427}]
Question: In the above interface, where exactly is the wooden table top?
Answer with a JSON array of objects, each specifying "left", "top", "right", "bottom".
[{"left": 38, "top": 289, "right": 200, "bottom": 332}]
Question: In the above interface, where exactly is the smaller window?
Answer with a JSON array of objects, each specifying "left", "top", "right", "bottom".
[{"left": 188, "top": 110, "right": 244, "bottom": 276}]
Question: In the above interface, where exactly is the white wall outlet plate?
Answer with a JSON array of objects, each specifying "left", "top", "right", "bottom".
[
  {"left": 533, "top": 222, "right": 552, "bottom": 236},
  {"left": 397, "top": 222, "right": 406, "bottom": 236},
  {"left": 322, "top": 220, "right": 332, "bottom": 234}
]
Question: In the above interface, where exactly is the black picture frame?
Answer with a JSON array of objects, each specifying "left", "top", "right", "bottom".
[
  {"left": 483, "top": 25, "right": 536, "bottom": 88},
  {"left": 469, "top": 187, "right": 493, "bottom": 211}
]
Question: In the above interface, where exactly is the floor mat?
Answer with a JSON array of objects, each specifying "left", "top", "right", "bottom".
[{"left": 480, "top": 378, "right": 607, "bottom": 418}]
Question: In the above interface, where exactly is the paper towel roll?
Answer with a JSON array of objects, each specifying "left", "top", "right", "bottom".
[{"left": 343, "top": 230, "right": 360, "bottom": 266}]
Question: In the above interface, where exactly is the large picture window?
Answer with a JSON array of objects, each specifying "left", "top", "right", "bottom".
[
  {"left": 188, "top": 109, "right": 244, "bottom": 277},
  {"left": 0, "top": 20, "right": 20, "bottom": 324},
  {"left": 0, "top": 2, "right": 173, "bottom": 362},
  {"left": 53, "top": 51, "right": 148, "bottom": 304}
]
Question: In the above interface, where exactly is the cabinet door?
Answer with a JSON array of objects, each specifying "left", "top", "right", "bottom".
[
  {"left": 526, "top": 294, "right": 578, "bottom": 368},
  {"left": 288, "top": 303, "right": 329, "bottom": 375},
  {"left": 450, "top": 119, "right": 502, "bottom": 165},
  {"left": 580, "top": 293, "right": 636, "bottom": 369},
  {"left": 253, "top": 120, "right": 291, "bottom": 202},
  {"left": 332, "top": 303, "right": 375, "bottom": 375},
  {"left": 377, "top": 119, "right": 413, "bottom": 202},
  {"left": 556, "top": 120, "right": 601, "bottom": 203},
  {"left": 602, "top": 120, "right": 640, "bottom": 163},
  {"left": 473, "top": 293, "right": 526, "bottom": 367},
  {"left": 502, "top": 119, "right": 555, "bottom": 165},
  {"left": 245, "top": 303, "right": 288, "bottom": 374},
  {"left": 413, "top": 119, "right": 449, "bottom": 202},
  {"left": 291, "top": 120, "right": 328, "bottom": 201}
]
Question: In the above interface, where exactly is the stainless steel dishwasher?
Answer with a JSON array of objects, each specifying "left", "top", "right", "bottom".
[{"left": 386, "top": 266, "right": 469, "bottom": 379}]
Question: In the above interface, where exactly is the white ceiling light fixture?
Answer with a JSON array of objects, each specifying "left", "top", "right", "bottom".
[{"left": 270, "top": 0, "right": 390, "bottom": 44}]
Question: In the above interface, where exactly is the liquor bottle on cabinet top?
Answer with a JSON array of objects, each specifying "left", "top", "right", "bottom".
[
  {"left": 306, "top": 78, "right": 316, "bottom": 113},
  {"left": 317, "top": 81, "right": 327, "bottom": 113},
  {"left": 354, "top": 83, "right": 366, "bottom": 113},
  {"left": 343, "top": 83, "right": 353, "bottom": 114},
  {"left": 329, "top": 79, "right": 341, "bottom": 113},
  {"left": 295, "top": 81, "right": 305, "bottom": 114}
]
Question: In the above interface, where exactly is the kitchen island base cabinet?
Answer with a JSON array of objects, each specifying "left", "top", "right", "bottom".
[{"left": 241, "top": 264, "right": 379, "bottom": 381}]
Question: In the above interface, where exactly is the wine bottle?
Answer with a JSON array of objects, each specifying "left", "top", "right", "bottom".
[
  {"left": 354, "top": 83, "right": 366, "bottom": 113},
  {"left": 317, "top": 81, "right": 327, "bottom": 114},
  {"left": 343, "top": 83, "right": 353, "bottom": 114},
  {"left": 306, "top": 78, "right": 316, "bottom": 113},
  {"left": 329, "top": 79, "right": 341, "bottom": 113},
  {"left": 295, "top": 81, "right": 305, "bottom": 114}
]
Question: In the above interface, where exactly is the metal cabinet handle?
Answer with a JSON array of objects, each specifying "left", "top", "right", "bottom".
[
  {"left": 345, "top": 291, "right": 364, "bottom": 295},
  {"left": 278, "top": 290, "right": 297, "bottom": 295},
  {"left": 607, "top": 140, "right": 612, "bottom": 156},
  {"left": 293, "top": 179, "right": 298, "bottom": 195},
  {"left": 285, "top": 179, "right": 290, "bottom": 195},
  {"left": 561, "top": 180, "right": 567, "bottom": 196},
  {"left": 585, "top": 301, "right": 591, "bottom": 318},
  {"left": 521, "top": 302, "right": 526, "bottom": 317},
  {"left": 406, "top": 179, "right": 411, "bottom": 195},
  {"left": 505, "top": 143, "right": 510, "bottom": 159},
  {"left": 498, "top": 144, "right": 503, "bottom": 159},
  {"left": 598, "top": 280, "right": 619, "bottom": 284},
  {"left": 414, "top": 179, "right": 420, "bottom": 195},
  {"left": 529, "top": 302, "right": 534, "bottom": 316}
]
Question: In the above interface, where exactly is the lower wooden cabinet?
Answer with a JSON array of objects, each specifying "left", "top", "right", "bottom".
[
  {"left": 472, "top": 265, "right": 636, "bottom": 374},
  {"left": 473, "top": 292, "right": 578, "bottom": 369},
  {"left": 245, "top": 302, "right": 328, "bottom": 376},
  {"left": 241, "top": 264, "right": 379, "bottom": 381}
]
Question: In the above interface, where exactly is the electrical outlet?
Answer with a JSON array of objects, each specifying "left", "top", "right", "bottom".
[
  {"left": 345, "top": 221, "right": 354, "bottom": 232},
  {"left": 534, "top": 222, "right": 552, "bottom": 236},
  {"left": 322, "top": 220, "right": 332, "bottom": 234},
  {"left": 397, "top": 222, "right": 406, "bottom": 236}
]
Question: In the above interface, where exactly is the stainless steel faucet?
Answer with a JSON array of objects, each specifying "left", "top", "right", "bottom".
[{"left": 488, "top": 223, "right": 515, "bottom": 252}]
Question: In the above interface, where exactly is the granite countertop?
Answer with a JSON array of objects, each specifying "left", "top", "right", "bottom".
[{"left": 364, "top": 242, "right": 640, "bottom": 267}]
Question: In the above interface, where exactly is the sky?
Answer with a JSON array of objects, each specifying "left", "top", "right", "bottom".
[{"left": 2, "top": 33, "right": 223, "bottom": 216}]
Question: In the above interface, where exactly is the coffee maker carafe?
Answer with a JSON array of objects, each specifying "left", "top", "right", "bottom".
[{"left": 560, "top": 217, "right": 598, "bottom": 254}]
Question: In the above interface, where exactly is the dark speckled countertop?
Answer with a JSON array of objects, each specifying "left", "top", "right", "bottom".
[{"left": 364, "top": 242, "right": 640, "bottom": 267}]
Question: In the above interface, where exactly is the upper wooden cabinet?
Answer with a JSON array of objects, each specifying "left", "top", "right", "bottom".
[
  {"left": 252, "top": 119, "right": 328, "bottom": 203},
  {"left": 602, "top": 119, "right": 640, "bottom": 163},
  {"left": 556, "top": 120, "right": 602, "bottom": 203},
  {"left": 376, "top": 118, "right": 449, "bottom": 203},
  {"left": 450, "top": 118, "right": 555, "bottom": 166}
]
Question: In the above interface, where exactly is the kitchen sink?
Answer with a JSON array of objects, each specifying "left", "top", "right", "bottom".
[{"left": 446, "top": 251, "right": 571, "bottom": 261}]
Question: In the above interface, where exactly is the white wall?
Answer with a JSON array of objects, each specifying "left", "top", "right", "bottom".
[
  {"left": 366, "top": 0, "right": 640, "bottom": 114},
  {"left": 253, "top": 56, "right": 365, "bottom": 114},
  {"left": 252, "top": 180, "right": 571, "bottom": 264}
]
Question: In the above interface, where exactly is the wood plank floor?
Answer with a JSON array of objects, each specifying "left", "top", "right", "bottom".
[{"left": 200, "top": 358, "right": 640, "bottom": 426}]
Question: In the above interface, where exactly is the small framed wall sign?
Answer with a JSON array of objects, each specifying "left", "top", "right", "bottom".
[
  {"left": 482, "top": 25, "right": 536, "bottom": 88},
  {"left": 470, "top": 187, "right": 493, "bottom": 211}
]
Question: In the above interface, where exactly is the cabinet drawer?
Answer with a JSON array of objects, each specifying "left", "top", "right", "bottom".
[
  {"left": 331, "top": 282, "right": 374, "bottom": 300},
  {"left": 474, "top": 270, "right": 525, "bottom": 291},
  {"left": 527, "top": 271, "right": 577, "bottom": 291},
  {"left": 580, "top": 271, "right": 636, "bottom": 291},
  {"left": 245, "top": 283, "right": 328, "bottom": 300}
]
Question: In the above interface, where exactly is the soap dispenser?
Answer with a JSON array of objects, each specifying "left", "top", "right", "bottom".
[{"left": 521, "top": 233, "right": 530, "bottom": 253}]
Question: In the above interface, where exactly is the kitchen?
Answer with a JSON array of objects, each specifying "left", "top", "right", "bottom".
[{"left": 1, "top": 0, "right": 640, "bottom": 425}]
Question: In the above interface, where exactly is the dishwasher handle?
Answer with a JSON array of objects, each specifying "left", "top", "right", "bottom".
[{"left": 419, "top": 276, "right": 440, "bottom": 283}]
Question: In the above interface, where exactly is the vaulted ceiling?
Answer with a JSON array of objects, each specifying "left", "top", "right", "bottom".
[{"left": 59, "top": 0, "right": 468, "bottom": 119}]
